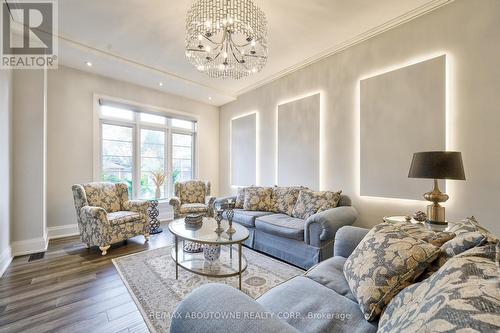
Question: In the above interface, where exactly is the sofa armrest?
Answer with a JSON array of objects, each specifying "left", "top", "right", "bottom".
[
  {"left": 304, "top": 206, "right": 358, "bottom": 247},
  {"left": 80, "top": 206, "right": 108, "bottom": 224},
  {"left": 123, "top": 200, "right": 148, "bottom": 214},
  {"left": 169, "top": 196, "right": 181, "bottom": 218},
  {"left": 214, "top": 195, "right": 237, "bottom": 208},
  {"left": 171, "top": 283, "right": 299, "bottom": 333},
  {"left": 333, "top": 226, "right": 369, "bottom": 258}
]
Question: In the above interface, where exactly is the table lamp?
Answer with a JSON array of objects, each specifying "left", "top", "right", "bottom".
[{"left": 408, "top": 151, "right": 465, "bottom": 225}]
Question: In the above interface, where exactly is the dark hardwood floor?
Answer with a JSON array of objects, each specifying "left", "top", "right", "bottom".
[{"left": 0, "top": 222, "right": 175, "bottom": 333}]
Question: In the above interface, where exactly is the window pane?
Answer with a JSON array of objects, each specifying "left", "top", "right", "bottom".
[
  {"left": 141, "top": 129, "right": 166, "bottom": 199},
  {"left": 101, "top": 105, "right": 134, "bottom": 121},
  {"left": 172, "top": 133, "right": 193, "bottom": 185},
  {"left": 141, "top": 129, "right": 164, "bottom": 145},
  {"left": 172, "top": 118, "right": 194, "bottom": 130},
  {"left": 102, "top": 123, "right": 133, "bottom": 141},
  {"left": 141, "top": 113, "right": 165, "bottom": 125},
  {"left": 101, "top": 124, "right": 133, "bottom": 196}
]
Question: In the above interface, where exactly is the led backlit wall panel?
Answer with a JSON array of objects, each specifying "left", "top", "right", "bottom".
[
  {"left": 360, "top": 55, "right": 446, "bottom": 200},
  {"left": 277, "top": 93, "right": 320, "bottom": 190},
  {"left": 231, "top": 113, "right": 257, "bottom": 186}
]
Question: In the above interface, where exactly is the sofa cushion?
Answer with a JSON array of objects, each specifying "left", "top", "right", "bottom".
[
  {"left": 291, "top": 189, "right": 342, "bottom": 219},
  {"left": 243, "top": 186, "right": 273, "bottom": 211},
  {"left": 378, "top": 244, "right": 500, "bottom": 333},
  {"left": 180, "top": 203, "right": 207, "bottom": 214},
  {"left": 344, "top": 223, "right": 440, "bottom": 321},
  {"left": 107, "top": 211, "right": 142, "bottom": 226},
  {"left": 83, "top": 182, "right": 121, "bottom": 213},
  {"left": 257, "top": 276, "right": 378, "bottom": 333},
  {"left": 272, "top": 186, "right": 307, "bottom": 216},
  {"left": 305, "top": 256, "right": 356, "bottom": 302},
  {"left": 255, "top": 214, "right": 305, "bottom": 241},
  {"left": 230, "top": 209, "right": 273, "bottom": 228}
]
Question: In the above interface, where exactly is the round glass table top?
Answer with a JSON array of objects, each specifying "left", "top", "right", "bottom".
[{"left": 168, "top": 218, "right": 249, "bottom": 245}]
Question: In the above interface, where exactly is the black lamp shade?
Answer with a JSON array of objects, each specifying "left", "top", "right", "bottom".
[{"left": 408, "top": 151, "right": 465, "bottom": 180}]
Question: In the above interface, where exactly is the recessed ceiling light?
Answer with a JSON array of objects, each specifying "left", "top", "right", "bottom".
[
  {"left": 208, "top": 96, "right": 212, "bottom": 100},
  {"left": 85, "top": 61, "right": 92, "bottom": 67},
  {"left": 158, "top": 82, "right": 164, "bottom": 87}
]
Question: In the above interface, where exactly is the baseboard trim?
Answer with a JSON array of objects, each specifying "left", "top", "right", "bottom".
[
  {"left": 0, "top": 246, "right": 13, "bottom": 277},
  {"left": 47, "top": 224, "right": 80, "bottom": 240},
  {"left": 11, "top": 236, "right": 49, "bottom": 257}
]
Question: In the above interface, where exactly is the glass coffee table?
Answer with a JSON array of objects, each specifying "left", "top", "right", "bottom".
[{"left": 168, "top": 218, "right": 249, "bottom": 290}]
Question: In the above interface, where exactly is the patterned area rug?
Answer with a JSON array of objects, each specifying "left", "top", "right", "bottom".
[{"left": 113, "top": 245, "right": 304, "bottom": 332}]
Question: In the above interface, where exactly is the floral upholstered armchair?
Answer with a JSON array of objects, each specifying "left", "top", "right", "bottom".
[
  {"left": 72, "top": 182, "right": 149, "bottom": 255},
  {"left": 169, "top": 180, "right": 215, "bottom": 219}
]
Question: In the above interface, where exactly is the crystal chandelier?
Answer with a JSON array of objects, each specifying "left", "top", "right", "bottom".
[{"left": 185, "top": 0, "right": 268, "bottom": 79}]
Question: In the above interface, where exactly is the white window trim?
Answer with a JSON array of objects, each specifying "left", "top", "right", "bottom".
[{"left": 92, "top": 94, "right": 199, "bottom": 199}]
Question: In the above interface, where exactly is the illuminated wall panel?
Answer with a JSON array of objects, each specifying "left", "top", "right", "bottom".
[
  {"left": 360, "top": 55, "right": 446, "bottom": 200},
  {"left": 277, "top": 93, "right": 320, "bottom": 190},
  {"left": 231, "top": 113, "right": 257, "bottom": 186}
]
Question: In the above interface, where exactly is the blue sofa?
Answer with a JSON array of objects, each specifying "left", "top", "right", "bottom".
[
  {"left": 216, "top": 193, "right": 357, "bottom": 269},
  {"left": 171, "top": 226, "right": 375, "bottom": 333},
  {"left": 171, "top": 223, "right": 500, "bottom": 332}
]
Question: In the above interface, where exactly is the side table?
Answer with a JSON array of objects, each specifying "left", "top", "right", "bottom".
[{"left": 148, "top": 199, "right": 163, "bottom": 234}]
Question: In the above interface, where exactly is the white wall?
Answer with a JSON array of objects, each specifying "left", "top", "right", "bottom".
[
  {"left": 0, "top": 69, "right": 13, "bottom": 275},
  {"left": 220, "top": 0, "right": 500, "bottom": 234},
  {"left": 47, "top": 66, "right": 219, "bottom": 229},
  {"left": 11, "top": 69, "right": 48, "bottom": 254}
]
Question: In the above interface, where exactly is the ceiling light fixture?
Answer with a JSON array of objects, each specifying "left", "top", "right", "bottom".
[
  {"left": 159, "top": 82, "right": 164, "bottom": 87},
  {"left": 85, "top": 61, "right": 92, "bottom": 67},
  {"left": 185, "top": 0, "right": 268, "bottom": 79}
]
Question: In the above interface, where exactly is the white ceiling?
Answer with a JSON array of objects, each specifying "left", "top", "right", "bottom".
[{"left": 29, "top": 0, "right": 452, "bottom": 105}]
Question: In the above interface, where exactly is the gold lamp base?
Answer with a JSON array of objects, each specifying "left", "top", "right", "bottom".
[{"left": 424, "top": 179, "right": 448, "bottom": 225}]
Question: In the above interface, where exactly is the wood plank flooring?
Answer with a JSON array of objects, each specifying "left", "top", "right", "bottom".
[{"left": 0, "top": 222, "right": 175, "bottom": 333}]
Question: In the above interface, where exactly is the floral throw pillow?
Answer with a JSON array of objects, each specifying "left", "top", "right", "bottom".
[
  {"left": 343, "top": 223, "right": 440, "bottom": 322},
  {"left": 243, "top": 187, "right": 273, "bottom": 211},
  {"left": 291, "top": 189, "right": 342, "bottom": 220},
  {"left": 272, "top": 186, "right": 306, "bottom": 216},
  {"left": 378, "top": 244, "right": 500, "bottom": 333},
  {"left": 235, "top": 187, "right": 246, "bottom": 209},
  {"left": 392, "top": 223, "right": 456, "bottom": 247}
]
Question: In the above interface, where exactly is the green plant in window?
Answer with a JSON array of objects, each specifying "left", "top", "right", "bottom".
[{"left": 172, "top": 169, "right": 180, "bottom": 184}]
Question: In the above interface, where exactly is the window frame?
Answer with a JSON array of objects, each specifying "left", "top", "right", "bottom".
[{"left": 93, "top": 94, "right": 198, "bottom": 200}]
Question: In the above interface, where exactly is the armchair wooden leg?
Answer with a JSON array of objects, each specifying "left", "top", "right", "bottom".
[
  {"left": 144, "top": 233, "right": 150, "bottom": 242},
  {"left": 99, "top": 245, "right": 110, "bottom": 256}
]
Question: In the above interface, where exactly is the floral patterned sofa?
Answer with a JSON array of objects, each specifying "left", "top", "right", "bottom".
[
  {"left": 172, "top": 220, "right": 500, "bottom": 333},
  {"left": 72, "top": 182, "right": 149, "bottom": 255},
  {"left": 215, "top": 186, "right": 358, "bottom": 269},
  {"left": 169, "top": 180, "right": 215, "bottom": 218}
]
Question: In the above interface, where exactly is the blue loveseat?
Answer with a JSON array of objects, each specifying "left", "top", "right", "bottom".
[{"left": 216, "top": 192, "right": 357, "bottom": 269}]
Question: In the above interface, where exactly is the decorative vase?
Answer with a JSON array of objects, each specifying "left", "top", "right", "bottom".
[
  {"left": 155, "top": 185, "right": 161, "bottom": 199},
  {"left": 203, "top": 244, "right": 221, "bottom": 262}
]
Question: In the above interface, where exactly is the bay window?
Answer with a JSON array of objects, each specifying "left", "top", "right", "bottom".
[{"left": 97, "top": 101, "right": 196, "bottom": 199}]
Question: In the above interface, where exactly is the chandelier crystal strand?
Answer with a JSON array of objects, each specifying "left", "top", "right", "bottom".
[{"left": 185, "top": 0, "right": 268, "bottom": 79}]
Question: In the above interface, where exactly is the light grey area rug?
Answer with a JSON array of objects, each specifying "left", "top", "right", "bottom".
[{"left": 113, "top": 245, "right": 304, "bottom": 333}]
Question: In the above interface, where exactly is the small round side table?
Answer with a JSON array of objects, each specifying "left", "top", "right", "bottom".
[{"left": 148, "top": 199, "right": 163, "bottom": 234}]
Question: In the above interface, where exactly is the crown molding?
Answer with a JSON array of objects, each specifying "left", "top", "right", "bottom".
[
  {"left": 233, "top": 0, "right": 455, "bottom": 98},
  {"left": 57, "top": 35, "right": 237, "bottom": 101}
]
